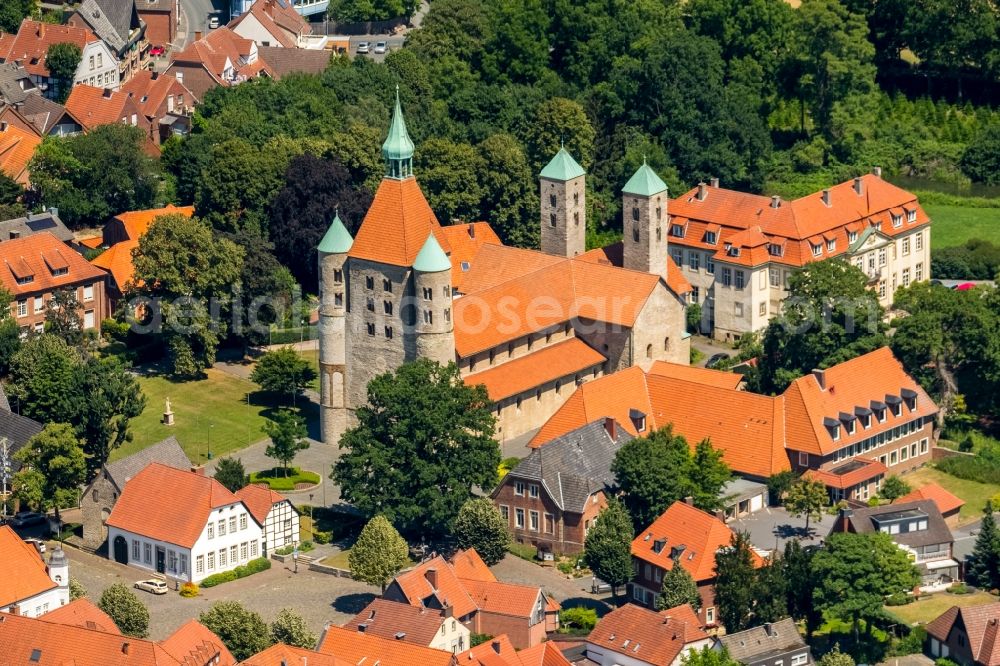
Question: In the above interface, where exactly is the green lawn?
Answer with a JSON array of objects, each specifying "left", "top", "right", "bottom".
[
  {"left": 905, "top": 466, "right": 999, "bottom": 525},
  {"left": 926, "top": 204, "right": 1000, "bottom": 249},
  {"left": 885, "top": 590, "right": 996, "bottom": 625},
  {"left": 114, "top": 368, "right": 272, "bottom": 465}
]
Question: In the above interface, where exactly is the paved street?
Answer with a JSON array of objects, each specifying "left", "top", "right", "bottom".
[
  {"left": 491, "top": 555, "right": 612, "bottom": 615},
  {"left": 730, "top": 505, "right": 826, "bottom": 553}
]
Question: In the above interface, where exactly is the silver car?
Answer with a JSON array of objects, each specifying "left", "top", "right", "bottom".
[
  {"left": 134, "top": 579, "right": 168, "bottom": 595},
  {"left": 374, "top": 41, "right": 387, "bottom": 54}
]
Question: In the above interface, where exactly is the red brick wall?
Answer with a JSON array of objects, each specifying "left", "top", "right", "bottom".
[
  {"left": 140, "top": 10, "right": 175, "bottom": 46},
  {"left": 477, "top": 612, "right": 545, "bottom": 649},
  {"left": 165, "top": 64, "right": 218, "bottom": 102},
  {"left": 10, "top": 280, "right": 107, "bottom": 336},
  {"left": 493, "top": 480, "right": 607, "bottom": 555}
]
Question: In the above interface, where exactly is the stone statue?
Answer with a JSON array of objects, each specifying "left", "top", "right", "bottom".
[{"left": 163, "top": 397, "right": 174, "bottom": 426}]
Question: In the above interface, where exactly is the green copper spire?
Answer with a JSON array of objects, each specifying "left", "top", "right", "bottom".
[
  {"left": 382, "top": 85, "right": 415, "bottom": 179},
  {"left": 540, "top": 145, "right": 586, "bottom": 181},
  {"left": 413, "top": 233, "right": 451, "bottom": 273},
  {"left": 317, "top": 210, "right": 353, "bottom": 254},
  {"left": 622, "top": 159, "right": 668, "bottom": 197}
]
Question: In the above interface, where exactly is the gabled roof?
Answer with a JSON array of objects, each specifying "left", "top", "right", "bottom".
[
  {"left": 159, "top": 619, "right": 236, "bottom": 666},
  {"left": 43, "top": 598, "right": 120, "bottom": 634},
  {"left": 587, "top": 603, "right": 708, "bottom": 665},
  {"left": 0, "top": 524, "right": 56, "bottom": 608},
  {"left": 120, "top": 70, "right": 192, "bottom": 119},
  {"left": 836, "top": 499, "right": 952, "bottom": 549},
  {"left": 240, "top": 643, "right": 349, "bottom": 666},
  {"left": 0, "top": 61, "right": 35, "bottom": 104},
  {"left": 622, "top": 161, "right": 668, "bottom": 197},
  {"left": 106, "top": 462, "right": 243, "bottom": 549},
  {"left": 451, "top": 548, "right": 495, "bottom": 582},
  {"left": 9, "top": 94, "right": 83, "bottom": 136},
  {"left": 74, "top": 0, "right": 141, "bottom": 52},
  {"left": 0, "top": 406, "right": 43, "bottom": 465},
  {"left": 0, "top": 210, "right": 73, "bottom": 243},
  {"left": 392, "top": 555, "right": 478, "bottom": 620},
  {"left": 64, "top": 84, "right": 140, "bottom": 131},
  {"left": 91, "top": 238, "right": 139, "bottom": 292},
  {"left": 235, "top": 483, "right": 292, "bottom": 525},
  {"left": 0, "top": 120, "right": 40, "bottom": 184},
  {"left": 256, "top": 45, "right": 330, "bottom": 78},
  {"left": 804, "top": 458, "right": 887, "bottom": 490},
  {"left": 896, "top": 482, "right": 965, "bottom": 516},
  {"left": 170, "top": 27, "right": 266, "bottom": 83},
  {"left": 349, "top": 176, "right": 449, "bottom": 267},
  {"left": 632, "top": 501, "right": 763, "bottom": 582},
  {"left": 317, "top": 625, "right": 457, "bottom": 666},
  {"left": 718, "top": 618, "right": 808, "bottom": 663},
  {"left": 540, "top": 147, "right": 584, "bottom": 181},
  {"left": 436, "top": 222, "right": 501, "bottom": 290},
  {"left": 927, "top": 603, "right": 1000, "bottom": 666},
  {"left": 647, "top": 361, "right": 744, "bottom": 390},
  {"left": 461, "top": 634, "right": 572, "bottom": 666},
  {"left": 101, "top": 436, "right": 190, "bottom": 491},
  {"left": 343, "top": 598, "right": 448, "bottom": 646},
  {"left": 112, "top": 203, "right": 195, "bottom": 241},
  {"left": 0, "top": 232, "right": 106, "bottom": 297},
  {"left": 577, "top": 241, "right": 693, "bottom": 296},
  {"left": 515, "top": 641, "right": 574, "bottom": 666},
  {"left": 0, "top": 20, "right": 102, "bottom": 78},
  {"left": 229, "top": 0, "right": 310, "bottom": 48},
  {"left": 461, "top": 578, "right": 543, "bottom": 619}
]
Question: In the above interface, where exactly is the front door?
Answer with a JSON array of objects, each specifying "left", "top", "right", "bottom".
[
  {"left": 155, "top": 547, "right": 166, "bottom": 574},
  {"left": 113, "top": 536, "right": 128, "bottom": 564}
]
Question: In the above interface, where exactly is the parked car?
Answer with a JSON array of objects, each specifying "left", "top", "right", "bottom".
[
  {"left": 23, "top": 538, "right": 46, "bottom": 554},
  {"left": 706, "top": 352, "right": 731, "bottom": 369},
  {"left": 134, "top": 579, "right": 168, "bottom": 595},
  {"left": 149, "top": 45, "right": 165, "bottom": 57},
  {"left": 374, "top": 41, "right": 387, "bottom": 54},
  {"left": 208, "top": 15, "right": 220, "bottom": 29},
  {"left": 356, "top": 41, "right": 370, "bottom": 54},
  {"left": 591, "top": 577, "right": 612, "bottom": 594},
  {"left": 10, "top": 511, "right": 46, "bottom": 528}
]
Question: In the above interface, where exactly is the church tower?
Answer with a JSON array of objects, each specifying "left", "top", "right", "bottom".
[
  {"left": 622, "top": 159, "right": 669, "bottom": 275},
  {"left": 539, "top": 146, "right": 586, "bottom": 258},
  {"left": 318, "top": 211, "right": 353, "bottom": 445},
  {"left": 413, "top": 233, "right": 455, "bottom": 366}
]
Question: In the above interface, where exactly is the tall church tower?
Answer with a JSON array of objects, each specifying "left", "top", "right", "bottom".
[
  {"left": 317, "top": 211, "right": 353, "bottom": 445},
  {"left": 622, "top": 160, "right": 669, "bottom": 274},
  {"left": 539, "top": 146, "right": 586, "bottom": 258}
]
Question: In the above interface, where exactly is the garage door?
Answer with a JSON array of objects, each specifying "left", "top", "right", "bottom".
[{"left": 750, "top": 493, "right": 764, "bottom": 512}]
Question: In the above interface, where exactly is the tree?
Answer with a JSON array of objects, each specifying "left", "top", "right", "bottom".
[
  {"left": 98, "top": 583, "right": 149, "bottom": 638},
  {"left": 583, "top": 499, "right": 633, "bottom": 598},
  {"left": 69, "top": 577, "right": 87, "bottom": 601},
  {"left": 966, "top": 502, "right": 1000, "bottom": 590},
  {"left": 44, "top": 287, "right": 83, "bottom": 346},
  {"left": 250, "top": 347, "right": 316, "bottom": 403},
  {"left": 9, "top": 333, "right": 80, "bottom": 425},
  {"left": 961, "top": 124, "right": 1000, "bottom": 185},
  {"left": 452, "top": 498, "right": 511, "bottom": 566},
  {"left": 683, "top": 646, "right": 742, "bottom": 666},
  {"left": 348, "top": 515, "right": 410, "bottom": 594},
  {"left": 784, "top": 479, "right": 828, "bottom": 534},
  {"left": 199, "top": 601, "right": 272, "bottom": 661},
  {"left": 784, "top": 539, "right": 822, "bottom": 636},
  {"left": 819, "top": 645, "right": 856, "bottom": 666},
  {"left": 13, "top": 423, "right": 86, "bottom": 520},
  {"left": 522, "top": 97, "right": 596, "bottom": 173},
  {"left": 270, "top": 608, "right": 317, "bottom": 649},
  {"left": 333, "top": 360, "right": 499, "bottom": 537},
  {"left": 262, "top": 409, "right": 309, "bottom": 475},
  {"left": 714, "top": 532, "right": 758, "bottom": 633},
  {"left": 656, "top": 560, "right": 701, "bottom": 611},
  {"left": 753, "top": 555, "right": 788, "bottom": 624},
  {"left": 214, "top": 457, "right": 250, "bottom": 493},
  {"left": 0, "top": 288, "right": 21, "bottom": 376},
  {"left": 45, "top": 42, "right": 81, "bottom": 103},
  {"left": 0, "top": 0, "right": 35, "bottom": 33},
  {"left": 73, "top": 355, "right": 146, "bottom": 479},
  {"left": 224, "top": 230, "right": 296, "bottom": 349},
  {"left": 477, "top": 133, "right": 539, "bottom": 248},
  {"left": 812, "top": 532, "right": 920, "bottom": 639},
  {"left": 414, "top": 138, "right": 486, "bottom": 224},
  {"left": 689, "top": 439, "right": 733, "bottom": 510},
  {"left": 879, "top": 475, "right": 912, "bottom": 502}
]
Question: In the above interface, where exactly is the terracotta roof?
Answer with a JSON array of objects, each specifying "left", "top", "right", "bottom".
[
  {"left": 91, "top": 239, "right": 138, "bottom": 292},
  {"left": 457, "top": 244, "right": 561, "bottom": 295},
  {"left": 0, "top": 121, "right": 40, "bottom": 184},
  {"left": 229, "top": 0, "right": 309, "bottom": 48},
  {"left": 451, "top": 548, "right": 496, "bottom": 582},
  {"left": 239, "top": 643, "right": 349, "bottom": 666},
  {"left": 804, "top": 458, "right": 887, "bottom": 490},
  {"left": 927, "top": 603, "right": 1000, "bottom": 666},
  {"left": 317, "top": 625, "right": 457, "bottom": 666},
  {"left": 463, "top": 337, "right": 605, "bottom": 401},
  {"left": 170, "top": 27, "right": 268, "bottom": 83},
  {"left": 514, "top": 642, "right": 573, "bottom": 666},
  {"left": 460, "top": 634, "right": 547, "bottom": 666},
  {"left": 0, "top": 20, "right": 102, "bottom": 78},
  {"left": 632, "top": 501, "right": 763, "bottom": 581},
  {"left": 392, "top": 555, "right": 479, "bottom": 620},
  {"left": 647, "top": 361, "right": 743, "bottom": 390},
  {"left": 0, "top": 524, "right": 57, "bottom": 608},
  {"left": 896, "top": 482, "right": 965, "bottom": 516},
  {"left": 64, "top": 85, "right": 139, "bottom": 131},
  {"left": 159, "top": 619, "right": 236, "bottom": 666},
  {"left": 461, "top": 578, "right": 542, "bottom": 619},
  {"left": 343, "top": 598, "right": 448, "bottom": 646},
  {"left": 437, "top": 222, "right": 501, "bottom": 290},
  {"left": 577, "top": 241, "right": 693, "bottom": 295},
  {"left": 587, "top": 602, "right": 709, "bottom": 665},
  {"left": 234, "top": 483, "right": 290, "bottom": 525},
  {"left": 105, "top": 462, "right": 243, "bottom": 549},
  {"left": 659, "top": 604, "right": 708, "bottom": 643},
  {"left": 349, "top": 177, "right": 450, "bottom": 267},
  {"left": 256, "top": 46, "right": 330, "bottom": 78},
  {"left": 120, "top": 71, "right": 193, "bottom": 119},
  {"left": 43, "top": 598, "right": 120, "bottom": 634},
  {"left": 0, "top": 232, "right": 106, "bottom": 297},
  {"left": 113, "top": 204, "right": 195, "bottom": 241}
]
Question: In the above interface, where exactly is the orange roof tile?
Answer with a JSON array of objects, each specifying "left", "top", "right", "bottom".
[
  {"left": 317, "top": 625, "right": 456, "bottom": 666},
  {"left": 240, "top": 643, "right": 349, "bottom": 666},
  {"left": 659, "top": 603, "right": 708, "bottom": 643},
  {"left": 0, "top": 525, "right": 56, "bottom": 608},
  {"left": 392, "top": 555, "right": 479, "bottom": 620},
  {"left": 43, "top": 598, "right": 120, "bottom": 634},
  {"left": 437, "top": 222, "right": 501, "bottom": 290},
  {"left": 0, "top": 612, "right": 173, "bottom": 664},
  {"left": 451, "top": 548, "right": 496, "bottom": 582},
  {"left": 120, "top": 71, "right": 193, "bottom": 119},
  {"left": 804, "top": 458, "right": 887, "bottom": 490},
  {"left": 588, "top": 603, "right": 709, "bottom": 665},
  {"left": 106, "top": 462, "right": 244, "bottom": 549},
  {"left": 234, "top": 483, "right": 289, "bottom": 525},
  {"left": 463, "top": 337, "right": 605, "bottom": 401},
  {"left": 65, "top": 85, "right": 140, "bottom": 131},
  {"left": 159, "top": 619, "right": 236, "bottom": 666},
  {"left": 0, "top": 121, "right": 40, "bottom": 184},
  {"left": 113, "top": 204, "right": 196, "bottom": 241},
  {"left": 459, "top": 634, "right": 520, "bottom": 666},
  {"left": 342, "top": 598, "right": 447, "bottom": 646},
  {"left": 0, "top": 232, "right": 106, "bottom": 298},
  {"left": 349, "top": 177, "right": 451, "bottom": 267},
  {"left": 515, "top": 642, "right": 573, "bottom": 666},
  {"left": 91, "top": 239, "right": 139, "bottom": 292},
  {"left": 576, "top": 241, "right": 692, "bottom": 295},
  {"left": 896, "top": 482, "right": 965, "bottom": 516},
  {"left": 170, "top": 27, "right": 267, "bottom": 84},
  {"left": 78, "top": 236, "right": 103, "bottom": 249},
  {"left": 632, "top": 501, "right": 763, "bottom": 581},
  {"left": 927, "top": 603, "right": 1000, "bottom": 666},
  {"left": 228, "top": 0, "right": 309, "bottom": 48},
  {"left": 456, "top": 243, "right": 561, "bottom": 295},
  {"left": 460, "top": 578, "right": 542, "bottom": 619},
  {"left": 647, "top": 360, "right": 743, "bottom": 390},
  {"left": 0, "top": 20, "right": 101, "bottom": 78}
]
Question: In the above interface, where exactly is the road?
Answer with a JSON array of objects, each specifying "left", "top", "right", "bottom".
[{"left": 177, "top": 0, "right": 225, "bottom": 48}]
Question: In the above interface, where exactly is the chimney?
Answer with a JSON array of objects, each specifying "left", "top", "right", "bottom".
[
  {"left": 467, "top": 223, "right": 475, "bottom": 239},
  {"left": 770, "top": 195, "right": 781, "bottom": 209},
  {"left": 103, "top": 88, "right": 113, "bottom": 98},
  {"left": 122, "top": 642, "right": 130, "bottom": 655},
  {"left": 696, "top": 182, "right": 707, "bottom": 201},
  {"left": 425, "top": 567, "right": 438, "bottom": 589},
  {"left": 839, "top": 507, "right": 853, "bottom": 532},
  {"left": 764, "top": 623, "right": 774, "bottom": 637},
  {"left": 821, "top": 189, "right": 831, "bottom": 207},
  {"left": 195, "top": 31, "right": 202, "bottom": 40},
  {"left": 151, "top": 71, "right": 159, "bottom": 80},
  {"left": 37, "top": 23, "right": 44, "bottom": 37},
  {"left": 684, "top": 496, "right": 694, "bottom": 506},
  {"left": 190, "top": 465, "right": 205, "bottom": 476},
  {"left": 604, "top": 416, "right": 617, "bottom": 440},
  {"left": 853, "top": 177, "right": 863, "bottom": 195},
  {"left": 443, "top": 604, "right": 453, "bottom": 619},
  {"left": 871, "top": 166, "right": 882, "bottom": 178},
  {"left": 709, "top": 177, "right": 719, "bottom": 188},
  {"left": 812, "top": 368, "right": 825, "bottom": 390}
]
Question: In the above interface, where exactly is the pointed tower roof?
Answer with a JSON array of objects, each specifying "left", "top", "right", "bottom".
[
  {"left": 382, "top": 86, "right": 414, "bottom": 161},
  {"left": 540, "top": 146, "right": 585, "bottom": 181},
  {"left": 413, "top": 232, "right": 451, "bottom": 273},
  {"left": 622, "top": 160, "right": 668, "bottom": 197},
  {"left": 317, "top": 211, "right": 353, "bottom": 254}
]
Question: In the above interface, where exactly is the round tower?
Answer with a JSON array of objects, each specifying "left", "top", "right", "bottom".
[
  {"left": 48, "top": 545, "right": 69, "bottom": 605},
  {"left": 412, "top": 233, "right": 455, "bottom": 366},
  {"left": 318, "top": 211, "right": 353, "bottom": 446}
]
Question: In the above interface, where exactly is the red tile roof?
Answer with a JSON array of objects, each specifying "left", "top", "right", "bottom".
[
  {"left": 897, "top": 482, "right": 965, "bottom": 516},
  {"left": 228, "top": 0, "right": 310, "bottom": 48},
  {"left": 0, "top": 19, "right": 101, "bottom": 78},
  {"left": 451, "top": 548, "right": 495, "bottom": 582},
  {"left": 114, "top": 204, "right": 196, "bottom": 241},
  {"left": 461, "top": 578, "right": 542, "bottom": 619},
  {"left": 234, "top": 483, "right": 288, "bottom": 525},
  {"left": 239, "top": 643, "right": 349, "bottom": 666},
  {"left": 0, "top": 120, "right": 40, "bottom": 184},
  {"left": 514, "top": 642, "right": 573, "bottom": 666},
  {"left": 927, "top": 603, "right": 1000, "bottom": 666},
  {"left": 463, "top": 337, "right": 606, "bottom": 401},
  {"left": 647, "top": 360, "right": 743, "bottom": 390},
  {"left": 349, "top": 177, "right": 450, "bottom": 267},
  {"left": 106, "top": 462, "right": 243, "bottom": 549},
  {"left": 659, "top": 603, "right": 708, "bottom": 643},
  {"left": 120, "top": 71, "right": 193, "bottom": 119},
  {"left": 459, "top": 634, "right": 524, "bottom": 666},
  {"left": 393, "top": 555, "right": 478, "bottom": 620},
  {"left": 437, "top": 222, "right": 501, "bottom": 290},
  {"left": 0, "top": 232, "right": 106, "bottom": 298},
  {"left": 0, "top": 525, "right": 56, "bottom": 608},
  {"left": 65, "top": 85, "right": 142, "bottom": 131},
  {"left": 43, "top": 598, "right": 120, "bottom": 634},
  {"left": 804, "top": 458, "right": 887, "bottom": 490},
  {"left": 587, "top": 602, "right": 709, "bottom": 665},
  {"left": 160, "top": 619, "right": 236, "bottom": 666},
  {"left": 577, "top": 241, "right": 693, "bottom": 295},
  {"left": 91, "top": 239, "right": 138, "bottom": 293},
  {"left": 342, "top": 598, "right": 448, "bottom": 646},
  {"left": 317, "top": 625, "right": 457, "bottom": 666},
  {"left": 170, "top": 27, "right": 270, "bottom": 85}
]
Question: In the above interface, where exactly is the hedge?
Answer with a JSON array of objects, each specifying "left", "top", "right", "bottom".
[
  {"left": 249, "top": 468, "right": 321, "bottom": 491},
  {"left": 199, "top": 557, "right": 271, "bottom": 588}
]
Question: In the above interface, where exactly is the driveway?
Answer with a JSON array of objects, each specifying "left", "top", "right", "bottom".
[
  {"left": 490, "top": 554, "right": 612, "bottom": 615},
  {"left": 729, "top": 506, "right": 826, "bottom": 554}
]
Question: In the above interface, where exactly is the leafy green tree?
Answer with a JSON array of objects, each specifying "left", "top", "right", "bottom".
[
  {"left": 753, "top": 555, "right": 788, "bottom": 624},
  {"left": 262, "top": 409, "right": 309, "bottom": 475},
  {"left": 0, "top": 172, "right": 23, "bottom": 213},
  {"left": 348, "top": 515, "right": 410, "bottom": 594},
  {"left": 583, "top": 499, "right": 633, "bottom": 598},
  {"left": 961, "top": 124, "right": 1000, "bottom": 185},
  {"left": 784, "top": 479, "right": 828, "bottom": 533},
  {"left": 199, "top": 601, "right": 272, "bottom": 661},
  {"left": 45, "top": 42, "right": 81, "bottom": 103},
  {"left": 0, "top": 0, "right": 35, "bottom": 33},
  {"left": 689, "top": 439, "right": 733, "bottom": 510},
  {"left": 9, "top": 334, "right": 79, "bottom": 425},
  {"left": 44, "top": 287, "right": 83, "bottom": 347},
  {"left": 225, "top": 230, "right": 296, "bottom": 349},
  {"left": 559, "top": 606, "right": 598, "bottom": 633},
  {"left": 714, "top": 532, "right": 758, "bottom": 632},
  {"left": 98, "top": 583, "right": 149, "bottom": 638},
  {"left": 482, "top": 0, "right": 551, "bottom": 85},
  {"left": 966, "top": 501, "right": 1000, "bottom": 590},
  {"left": 523, "top": 97, "right": 596, "bottom": 173},
  {"left": 415, "top": 138, "right": 486, "bottom": 224},
  {"left": 333, "top": 360, "right": 499, "bottom": 537},
  {"left": 69, "top": 577, "right": 87, "bottom": 601},
  {"left": 879, "top": 475, "right": 912, "bottom": 502},
  {"left": 819, "top": 645, "right": 856, "bottom": 666},
  {"left": 73, "top": 355, "right": 146, "bottom": 479},
  {"left": 655, "top": 560, "right": 701, "bottom": 611},
  {"left": 682, "top": 646, "right": 742, "bottom": 666},
  {"left": 270, "top": 608, "right": 317, "bottom": 649},
  {"left": 13, "top": 424, "right": 86, "bottom": 520},
  {"left": 452, "top": 498, "right": 511, "bottom": 566},
  {"left": 477, "top": 133, "right": 539, "bottom": 248},
  {"left": 784, "top": 539, "right": 822, "bottom": 636},
  {"left": 214, "top": 457, "right": 249, "bottom": 493},
  {"left": 812, "top": 532, "right": 920, "bottom": 638},
  {"left": 767, "top": 470, "right": 796, "bottom": 505},
  {"left": 0, "top": 287, "right": 21, "bottom": 376},
  {"left": 250, "top": 347, "right": 316, "bottom": 403}
]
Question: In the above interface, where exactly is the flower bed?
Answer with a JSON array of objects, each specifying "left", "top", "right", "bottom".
[{"left": 249, "top": 468, "right": 321, "bottom": 491}]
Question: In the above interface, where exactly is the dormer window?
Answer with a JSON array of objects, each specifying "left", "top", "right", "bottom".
[
  {"left": 892, "top": 214, "right": 902, "bottom": 228},
  {"left": 907, "top": 209, "right": 917, "bottom": 223},
  {"left": 629, "top": 408, "right": 646, "bottom": 433},
  {"left": 15, "top": 275, "right": 33, "bottom": 285},
  {"left": 811, "top": 243, "right": 822, "bottom": 257},
  {"left": 827, "top": 239, "right": 836, "bottom": 252},
  {"left": 728, "top": 246, "right": 740, "bottom": 257},
  {"left": 902, "top": 388, "right": 918, "bottom": 411},
  {"left": 768, "top": 244, "right": 783, "bottom": 257},
  {"left": 670, "top": 224, "right": 684, "bottom": 237},
  {"left": 704, "top": 231, "right": 717, "bottom": 245},
  {"left": 52, "top": 267, "right": 67, "bottom": 277},
  {"left": 824, "top": 416, "right": 840, "bottom": 441},
  {"left": 848, "top": 231, "right": 858, "bottom": 243}
]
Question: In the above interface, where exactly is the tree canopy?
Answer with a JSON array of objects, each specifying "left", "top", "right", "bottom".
[
  {"left": 250, "top": 347, "right": 316, "bottom": 402},
  {"left": 583, "top": 499, "right": 633, "bottom": 598},
  {"left": 214, "top": 457, "right": 250, "bottom": 493},
  {"left": 198, "top": 601, "right": 272, "bottom": 661},
  {"left": 262, "top": 409, "right": 309, "bottom": 474},
  {"left": 348, "top": 515, "right": 410, "bottom": 593},
  {"left": 13, "top": 423, "right": 86, "bottom": 518},
  {"left": 452, "top": 498, "right": 511, "bottom": 566},
  {"left": 45, "top": 42, "right": 81, "bottom": 103},
  {"left": 98, "top": 583, "right": 149, "bottom": 638}
]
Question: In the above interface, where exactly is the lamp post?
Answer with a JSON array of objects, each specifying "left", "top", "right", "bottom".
[
  {"left": 246, "top": 393, "right": 251, "bottom": 445},
  {"left": 207, "top": 424, "right": 214, "bottom": 460}
]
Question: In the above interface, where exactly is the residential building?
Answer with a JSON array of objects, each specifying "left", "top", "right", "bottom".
[
  {"left": 831, "top": 500, "right": 957, "bottom": 589},
  {"left": 231, "top": 0, "right": 330, "bottom": 19},
  {"left": 585, "top": 603, "right": 711, "bottom": 666},
  {"left": 926, "top": 603, "right": 1000, "bottom": 666},
  {"left": 68, "top": 0, "right": 149, "bottom": 84},
  {"left": 102, "top": 203, "right": 195, "bottom": 246},
  {"left": 317, "top": 625, "right": 458, "bottom": 666},
  {"left": 0, "top": 612, "right": 235, "bottom": 665},
  {"left": 629, "top": 500, "right": 763, "bottom": 626},
  {"left": 344, "top": 598, "right": 471, "bottom": 653},
  {"left": 80, "top": 436, "right": 190, "bottom": 551},
  {"left": 64, "top": 84, "right": 157, "bottom": 154},
  {"left": 228, "top": 0, "right": 327, "bottom": 49},
  {"left": 0, "top": 232, "right": 108, "bottom": 337},
  {"left": 717, "top": 618, "right": 814, "bottom": 666},
  {"left": 105, "top": 462, "right": 265, "bottom": 583},
  {"left": 42, "top": 598, "right": 120, "bottom": 633},
  {"left": 136, "top": 0, "right": 177, "bottom": 47},
  {"left": 234, "top": 483, "right": 299, "bottom": 555},
  {"left": 667, "top": 173, "right": 931, "bottom": 341},
  {"left": 317, "top": 94, "right": 690, "bottom": 449},
  {"left": 459, "top": 634, "right": 573, "bottom": 666},
  {"left": 0, "top": 19, "right": 120, "bottom": 99},
  {"left": 120, "top": 70, "right": 195, "bottom": 144},
  {"left": 0, "top": 96, "right": 84, "bottom": 137},
  {"left": 0, "top": 209, "right": 72, "bottom": 244},
  {"left": 90, "top": 238, "right": 138, "bottom": 307},
  {"left": 256, "top": 45, "right": 332, "bottom": 77},
  {"left": 165, "top": 28, "right": 272, "bottom": 100},
  {"left": 0, "top": 61, "right": 37, "bottom": 104},
  {"left": 0, "top": 119, "right": 40, "bottom": 184},
  {"left": 0, "top": 383, "right": 43, "bottom": 473},
  {"left": 241, "top": 643, "right": 350, "bottom": 666},
  {"left": 897, "top": 482, "right": 965, "bottom": 526},
  {"left": 0, "top": 526, "right": 69, "bottom": 617},
  {"left": 491, "top": 417, "right": 632, "bottom": 555}
]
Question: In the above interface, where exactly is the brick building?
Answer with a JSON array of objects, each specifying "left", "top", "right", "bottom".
[
  {"left": 927, "top": 603, "right": 1000, "bottom": 666},
  {"left": 67, "top": 0, "right": 149, "bottom": 84},
  {"left": 120, "top": 70, "right": 195, "bottom": 144},
  {"left": 64, "top": 84, "right": 158, "bottom": 154},
  {"left": 136, "top": 0, "right": 177, "bottom": 47}
]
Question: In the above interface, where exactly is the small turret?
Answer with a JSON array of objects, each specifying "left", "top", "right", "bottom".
[
  {"left": 539, "top": 144, "right": 586, "bottom": 258},
  {"left": 622, "top": 159, "right": 669, "bottom": 275},
  {"left": 318, "top": 211, "right": 353, "bottom": 446},
  {"left": 413, "top": 233, "right": 454, "bottom": 366},
  {"left": 48, "top": 545, "right": 69, "bottom": 605}
]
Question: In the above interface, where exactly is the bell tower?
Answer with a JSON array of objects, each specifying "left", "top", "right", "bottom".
[
  {"left": 539, "top": 145, "right": 586, "bottom": 258},
  {"left": 318, "top": 211, "right": 353, "bottom": 445},
  {"left": 383, "top": 85, "right": 414, "bottom": 180},
  {"left": 622, "top": 159, "right": 669, "bottom": 275}
]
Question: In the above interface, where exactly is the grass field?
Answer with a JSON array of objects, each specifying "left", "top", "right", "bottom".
[
  {"left": 885, "top": 590, "right": 996, "bottom": 625},
  {"left": 927, "top": 204, "right": 1000, "bottom": 249},
  {"left": 114, "top": 368, "right": 272, "bottom": 465},
  {"left": 905, "top": 465, "right": 999, "bottom": 524}
]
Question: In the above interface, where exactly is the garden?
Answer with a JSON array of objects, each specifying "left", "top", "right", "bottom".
[{"left": 248, "top": 467, "right": 321, "bottom": 491}]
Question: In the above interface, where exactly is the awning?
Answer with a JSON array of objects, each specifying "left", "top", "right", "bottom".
[{"left": 925, "top": 558, "right": 959, "bottom": 571}]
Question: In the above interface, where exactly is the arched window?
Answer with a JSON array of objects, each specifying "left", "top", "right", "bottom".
[
  {"left": 632, "top": 207, "right": 640, "bottom": 221},
  {"left": 633, "top": 225, "right": 640, "bottom": 243},
  {"left": 549, "top": 194, "right": 557, "bottom": 208},
  {"left": 646, "top": 343, "right": 653, "bottom": 359},
  {"left": 656, "top": 227, "right": 662, "bottom": 242},
  {"left": 664, "top": 337, "right": 670, "bottom": 351},
  {"left": 573, "top": 191, "right": 579, "bottom": 206},
  {"left": 549, "top": 213, "right": 557, "bottom": 227}
]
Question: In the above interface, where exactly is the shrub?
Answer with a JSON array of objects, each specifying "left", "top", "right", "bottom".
[
  {"left": 559, "top": 606, "right": 598, "bottom": 634},
  {"left": 200, "top": 571, "right": 237, "bottom": 588},
  {"left": 886, "top": 592, "right": 913, "bottom": 606},
  {"left": 948, "top": 583, "right": 971, "bottom": 594},
  {"left": 179, "top": 582, "right": 199, "bottom": 598},
  {"left": 199, "top": 558, "right": 271, "bottom": 587},
  {"left": 313, "top": 530, "right": 332, "bottom": 544},
  {"left": 470, "top": 634, "right": 493, "bottom": 648},
  {"left": 507, "top": 542, "right": 537, "bottom": 561},
  {"left": 937, "top": 658, "right": 961, "bottom": 666},
  {"left": 888, "top": 626, "right": 926, "bottom": 657}
]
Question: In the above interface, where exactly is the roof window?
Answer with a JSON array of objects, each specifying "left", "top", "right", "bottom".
[
  {"left": 768, "top": 244, "right": 783, "bottom": 257},
  {"left": 704, "top": 231, "right": 717, "bottom": 245}
]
